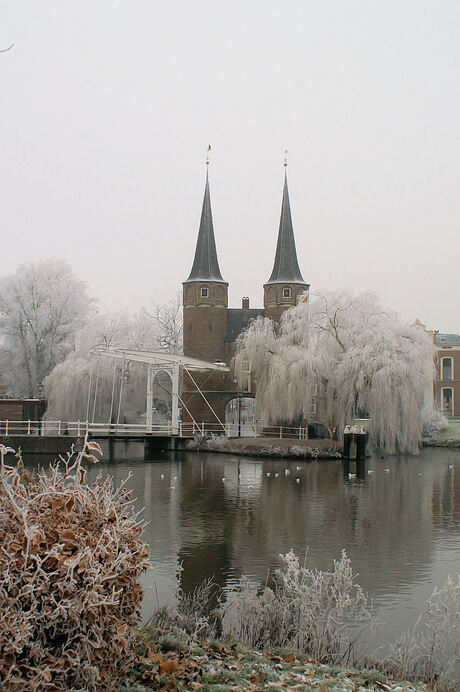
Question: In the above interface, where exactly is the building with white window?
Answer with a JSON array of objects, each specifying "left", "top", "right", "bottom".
[{"left": 434, "top": 333, "right": 460, "bottom": 417}]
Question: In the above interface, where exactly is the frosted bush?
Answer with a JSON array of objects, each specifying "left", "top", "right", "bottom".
[
  {"left": 223, "top": 549, "right": 374, "bottom": 664},
  {"left": 0, "top": 443, "right": 150, "bottom": 691},
  {"left": 151, "top": 575, "right": 221, "bottom": 641},
  {"left": 384, "top": 575, "right": 460, "bottom": 688},
  {"left": 421, "top": 402, "right": 448, "bottom": 443}
]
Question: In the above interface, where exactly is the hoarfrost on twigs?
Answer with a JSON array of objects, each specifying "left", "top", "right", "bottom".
[
  {"left": 234, "top": 289, "right": 438, "bottom": 455},
  {"left": 0, "top": 442, "right": 150, "bottom": 691}
]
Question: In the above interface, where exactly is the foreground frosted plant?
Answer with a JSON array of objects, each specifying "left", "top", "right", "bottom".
[
  {"left": 234, "top": 289, "right": 436, "bottom": 454},
  {"left": 223, "top": 549, "right": 374, "bottom": 665},
  {"left": 384, "top": 575, "right": 460, "bottom": 687},
  {"left": 0, "top": 443, "right": 150, "bottom": 692}
]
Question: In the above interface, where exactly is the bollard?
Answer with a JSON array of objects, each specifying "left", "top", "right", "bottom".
[{"left": 343, "top": 425, "right": 367, "bottom": 460}]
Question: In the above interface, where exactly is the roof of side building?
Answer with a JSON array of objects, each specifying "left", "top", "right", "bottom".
[
  {"left": 434, "top": 333, "right": 460, "bottom": 345},
  {"left": 225, "top": 308, "right": 264, "bottom": 342}
]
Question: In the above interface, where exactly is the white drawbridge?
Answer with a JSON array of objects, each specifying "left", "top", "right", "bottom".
[{"left": 90, "top": 348, "right": 229, "bottom": 435}]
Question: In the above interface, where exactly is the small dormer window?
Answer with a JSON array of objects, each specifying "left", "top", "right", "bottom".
[
  {"left": 200, "top": 286, "right": 209, "bottom": 298},
  {"left": 283, "top": 287, "right": 291, "bottom": 298}
]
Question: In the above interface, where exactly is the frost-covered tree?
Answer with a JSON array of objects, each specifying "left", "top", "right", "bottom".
[
  {"left": 0, "top": 260, "right": 92, "bottom": 397},
  {"left": 143, "top": 292, "right": 183, "bottom": 354},
  {"left": 44, "top": 308, "right": 177, "bottom": 422},
  {"left": 234, "top": 290, "right": 435, "bottom": 455}
]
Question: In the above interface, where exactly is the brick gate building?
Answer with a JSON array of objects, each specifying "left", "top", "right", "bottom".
[{"left": 181, "top": 164, "right": 308, "bottom": 427}]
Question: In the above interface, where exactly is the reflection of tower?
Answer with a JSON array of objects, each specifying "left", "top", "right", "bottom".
[{"left": 177, "top": 459, "right": 233, "bottom": 597}]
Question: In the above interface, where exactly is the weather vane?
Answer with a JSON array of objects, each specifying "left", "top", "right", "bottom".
[
  {"left": 206, "top": 144, "right": 211, "bottom": 166},
  {"left": 284, "top": 149, "right": 288, "bottom": 167}
]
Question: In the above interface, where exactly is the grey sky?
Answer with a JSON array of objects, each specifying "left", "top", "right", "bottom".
[{"left": 1, "top": 1, "right": 459, "bottom": 331}]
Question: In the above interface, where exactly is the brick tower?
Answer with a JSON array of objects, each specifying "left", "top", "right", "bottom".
[
  {"left": 182, "top": 166, "right": 236, "bottom": 427},
  {"left": 183, "top": 167, "right": 228, "bottom": 362},
  {"left": 264, "top": 164, "right": 309, "bottom": 321}
]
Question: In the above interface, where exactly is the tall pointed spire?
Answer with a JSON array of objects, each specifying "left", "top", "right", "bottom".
[
  {"left": 265, "top": 168, "right": 305, "bottom": 285},
  {"left": 185, "top": 166, "right": 225, "bottom": 283}
]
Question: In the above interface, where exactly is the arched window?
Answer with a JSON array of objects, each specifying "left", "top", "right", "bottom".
[
  {"left": 283, "top": 287, "right": 291, "bottom": 298},
  {"left": 441, "top": 387, "right": 454, "bottom": 416}
]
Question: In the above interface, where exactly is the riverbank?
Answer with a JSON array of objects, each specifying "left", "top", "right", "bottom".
[
  {"left": 186, "top": 436, "right": 343, "bottom": 459},
  {"left": 121, "top": 628, "right": 430, "bottom": 691}
]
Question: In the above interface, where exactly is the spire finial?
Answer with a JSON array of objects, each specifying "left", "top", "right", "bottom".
[
  {"left": 283, "top": 149, "right": 288, "bottom": 168},
  {"left": 206, "top": 144, "right": 211, "bottom": 167}
]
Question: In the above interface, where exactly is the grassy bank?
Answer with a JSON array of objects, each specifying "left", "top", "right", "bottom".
[
  {"left": 186, "top": 435, "right": 343, "bottom": 459},
  {"left": 120, "top": 627, "right": 429, "bottom": 691}
]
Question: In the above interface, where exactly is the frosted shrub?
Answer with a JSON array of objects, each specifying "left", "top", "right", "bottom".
[
  {"left": 0, "top": 443, "right": 150, "bottom": 691},
  {"left": 224, "top": 577, "right": 291, "bottom": 650},
  {"left": 223, "top": 550, "right": 374, "bottom": 664},
  {"left": 384, "top": 575, "right": 460, "bottom": 688},
  {"left": 421, "top": 402, "right": 448, "bottom": 443},
  {"left": 151, "top": 575, "right": 221, "bottom": 641}
]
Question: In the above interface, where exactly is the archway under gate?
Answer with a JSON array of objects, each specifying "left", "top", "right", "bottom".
[{"left": 225, "top": 397, "right": 256, "bottom": 437}]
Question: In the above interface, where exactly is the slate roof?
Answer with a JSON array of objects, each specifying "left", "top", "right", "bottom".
[
  {"left": 265, "top": 172, "right": 306, "bottom": 285},
  {"left": 434, "top": 333, "right": 460, "bottom": 346},
  {"left": 184, "top": 170, "right": 226, "bottom": 283},
  {"left": 225, "top": 308, "right": 264, "bottom": 342}
]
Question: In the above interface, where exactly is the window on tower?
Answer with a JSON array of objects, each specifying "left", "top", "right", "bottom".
[
  {"left": 200, "top": 286, "right": 209, "bottom": 298},
  {"left": 283, "top": 287, "right": 291, "bottom": 298}
]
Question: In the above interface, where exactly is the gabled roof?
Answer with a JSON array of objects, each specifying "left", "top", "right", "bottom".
[
  {"left": 184, "top": 170, "right": 226, "bottom": 283},
  {"left": 265, "top": 172, "right": 306, "bottom": 286}
]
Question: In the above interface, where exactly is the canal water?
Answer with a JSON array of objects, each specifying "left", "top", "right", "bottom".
[{"left": 25, "top": 444, "right": 460, "bottom": 649}]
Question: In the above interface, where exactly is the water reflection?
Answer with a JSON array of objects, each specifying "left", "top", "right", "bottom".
[{"left": 23, "top": 444, "right": 460, "bottom": 646}]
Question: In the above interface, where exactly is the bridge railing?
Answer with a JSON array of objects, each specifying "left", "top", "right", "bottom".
[
  {"left": 253, "top": 424, "right": 309, "bottom": 440},
  {"left": 0, "top": 420, "right": 91, "bottom": 436},
  {"left": 181, "top": 422, "right": 310, "bottom": 440},
  {"left": 0, "top": 420, "right": 311, "bottom": 440},
  {"left": 89, "top": 422, "right": 176, "bottom": 436}
]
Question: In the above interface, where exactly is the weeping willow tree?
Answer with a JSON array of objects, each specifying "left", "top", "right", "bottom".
[
  {"left": 234, "top": 290, "right": 436, "bottom": 455},
  {"left": 44, "top": 312, "right": 172, "bottom": 423}
]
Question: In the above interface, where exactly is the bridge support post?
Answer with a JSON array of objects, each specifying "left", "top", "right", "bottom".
[
  {"left": 146, "top": 365, "right": 153, "bottom": 432},
  {"left": 171, "top": 362, "right": 180, "bottom": 435}
]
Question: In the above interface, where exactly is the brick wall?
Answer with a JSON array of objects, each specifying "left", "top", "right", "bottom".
[{"left": 434, "top": 349, "right": 460, "bottom": 416}]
